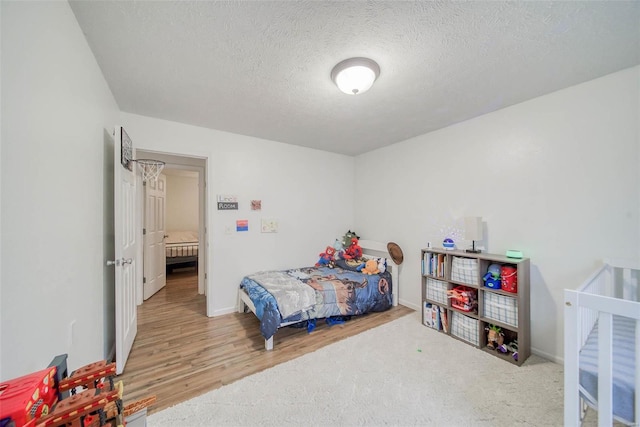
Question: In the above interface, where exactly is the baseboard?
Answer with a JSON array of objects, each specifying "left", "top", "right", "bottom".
[
  {"left": 398, "top": 299, "right": 419, "bottom": 311},
  {"left": 213, "top": 306, "right": 238, "bottom": 317},
  {"left": 531, "top": 346, "right": 562, "bottom": 364}
]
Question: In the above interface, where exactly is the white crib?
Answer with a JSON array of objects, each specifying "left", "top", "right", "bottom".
[{"left": 564, "top": 259, "right": 640, "bottom": 426}]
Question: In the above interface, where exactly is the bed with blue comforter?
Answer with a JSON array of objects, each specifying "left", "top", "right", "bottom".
[{"left": 239, "top": 262, "right": 393, "bottom": 341}]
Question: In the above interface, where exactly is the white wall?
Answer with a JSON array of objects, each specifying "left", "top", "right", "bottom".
[
  {"left": 165, "top": 174, "right": 199, "bottom": 232},
  {"left": 354, "top": 66, "right": 640, "bottom": 362},
  {"left": 2, "top": 3, "right": 635, "bottom": 381},
  {"left": 120, "top": 113, "right": 356, "bottom": 316},
  {"left": 0, "top": 2, "right": 120, "bottom": 379}
]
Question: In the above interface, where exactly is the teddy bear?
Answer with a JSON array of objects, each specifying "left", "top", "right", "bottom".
[
  {"left": 361, "top": 259, "right": 380, "bottom": 275},
  {"left": 315, "top": 246, "right": 336, "bottom": 267}
]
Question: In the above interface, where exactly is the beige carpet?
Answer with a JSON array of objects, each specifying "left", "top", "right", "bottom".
[{"left": 148, "top": 312, "right": 597, "bottom": 426}]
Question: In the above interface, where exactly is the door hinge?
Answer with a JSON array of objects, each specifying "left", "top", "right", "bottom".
[
  {"left": 204, "top": 273, "right": 207, "bottom": 280},
  {"left": 143, "top": 277, "right": 146, "bottom": 284},
  {"left": 143, "top": 228, "right": 146, "bottom": 235}
]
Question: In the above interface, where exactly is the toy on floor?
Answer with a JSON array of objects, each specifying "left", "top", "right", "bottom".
[
  {"left": 0, "top": 356, "right": 122, "bottom": 427},
  {"left": 0, "top": 366, "right": 59, "bottom": 426}
]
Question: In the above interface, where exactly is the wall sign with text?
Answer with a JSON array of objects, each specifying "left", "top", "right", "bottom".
[{"left": 217, "top": 194, "right": 238, "bottom": 210}]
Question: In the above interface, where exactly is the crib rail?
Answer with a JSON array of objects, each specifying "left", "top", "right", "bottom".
[{"left": 564, "top": 259, "right": 640, "bottom": 427}]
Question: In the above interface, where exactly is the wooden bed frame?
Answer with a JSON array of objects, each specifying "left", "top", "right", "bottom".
[
  {"left": 564, "top": 258, "right": 639, "bottom": 426},
  {"left": 237, "top": 239, "right": 400, "bottom": 350}
]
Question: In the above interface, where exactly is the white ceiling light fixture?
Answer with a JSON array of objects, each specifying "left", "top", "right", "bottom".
[{"left": 331, "top": 57, "right": 380, "bottom": 95}]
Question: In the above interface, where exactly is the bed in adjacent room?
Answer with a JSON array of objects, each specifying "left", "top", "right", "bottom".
[
  {"left": 165, "top": 230, "right": 199, "bottom": 272},
  {"left": 237, "top": 240, "right": 400, "bottom": 350}
]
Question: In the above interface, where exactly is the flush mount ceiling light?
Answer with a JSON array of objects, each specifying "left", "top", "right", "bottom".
[{"left": 330, "top": 57, "right": 380, "bottom": 95}]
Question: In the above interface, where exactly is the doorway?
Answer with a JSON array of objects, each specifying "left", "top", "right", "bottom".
[{"left": 136, "top": 151, "right": 207, "bottom": 304}]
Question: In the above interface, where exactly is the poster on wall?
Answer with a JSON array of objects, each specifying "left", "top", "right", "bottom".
[
  {"left": 251, "top": 200, "right": 262, "bottom": 211},
  {"left": 236, "top": 219, "right": 249, "bottom": 232},
  {"left": 217, "top": 194, "right": 238, "bottom": 210},
  {"left": 261, "top": 219, "right": 278, "bottom": 233}
]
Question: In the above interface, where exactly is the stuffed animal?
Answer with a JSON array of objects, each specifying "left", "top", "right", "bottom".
[
  {"left": 333, "top": 238, "right": 344, "bottom": 255},
  {"left": 341, "top": 237, "right": 362, "bottom": 260},
  {"left": 316, "top": 246, "right": 336, "bottom": 267},
  {"left": 485, "top": 324, "right": 504, "bottom": 350},
  {"left": 361, "top": 259, "right": 380, "bottom": 275},
  {"left": 377, "top": 258, "right": 387, "bottom": 274},
  {"left": 341, "top": 230, "right": 360, "bottom": 249},
  {"left": 483, "top": 263, "right": 502, "bottom": 289},
  {"left": 483, "top": 264, "right": 501, "bottom": 280}
]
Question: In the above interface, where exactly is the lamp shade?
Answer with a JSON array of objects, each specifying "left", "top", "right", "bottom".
[
  {"left": 464, "top": 217, "right": 483, "bottom": 241},
  {"left": 331, "top": 57, "right": 380, "bottom": 95}
]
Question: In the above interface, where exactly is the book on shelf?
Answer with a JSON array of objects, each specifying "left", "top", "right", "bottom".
[
  {"left": 432, "top": 305, "right": 441, "bottom": 331},
  {"left": 439, "top": 306, "right": 449, "bottom": 333},
  {"left": 437, "top": 253, "right": 445, "bottom": 278},
  {"left": 422, "top": 252, "right": 433, "bottom": 276},
  {"left": 423, "top": 302, "right": 433, "bottom": 327}
]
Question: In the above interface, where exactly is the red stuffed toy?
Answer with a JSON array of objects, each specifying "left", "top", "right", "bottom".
[
  {"left": 341, "top": 237, "right": 362, "bottom": 260},
  {"left": 316, "top": 246, "right": 336, "bottom": 267}
]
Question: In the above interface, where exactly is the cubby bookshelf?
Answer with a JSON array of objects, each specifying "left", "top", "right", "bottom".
[{"left": 421, "top": 248, "right": 530, "bottom": 365}]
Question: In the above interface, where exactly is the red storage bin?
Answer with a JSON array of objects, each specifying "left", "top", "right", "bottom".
[
  {"left": 501, "top": 266, "right": 517, "bottom": 293},
  {"left": 447, "top": 286, "right": 478, "bottom": 312}
]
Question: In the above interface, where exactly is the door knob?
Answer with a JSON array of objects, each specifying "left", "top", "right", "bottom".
[{"left": 106, "top": 258, "right": 132, "bottom": 266}]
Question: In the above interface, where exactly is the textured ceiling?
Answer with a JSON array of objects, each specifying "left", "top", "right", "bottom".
[{"left": 69, "top": 1, "right": 640, "bottom": 156}]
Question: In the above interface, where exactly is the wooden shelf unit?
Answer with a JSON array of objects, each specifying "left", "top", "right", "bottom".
[{"left": 421, "top": 248, "right": 530, "bottom": 365}]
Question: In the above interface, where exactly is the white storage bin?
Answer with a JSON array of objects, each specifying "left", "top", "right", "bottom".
[
  {"left": 426, "top": 278, "right": 448, "bottom": 305},
  {"left": 451, "top": 312, "right": 479, "bottom": 346},
  {"left": 483, "top": 291, "right": 518, "bottom": 327},
  {"left": 451, "top": 256, "right": 478, "bottom": 285}
]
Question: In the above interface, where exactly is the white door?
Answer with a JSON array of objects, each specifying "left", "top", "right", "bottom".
[
  {"left": 113, "top": 126, "right": 138, "bottom": 375},
  {"left": 143, "top": 174, "right": 167, "bottom": 299}
]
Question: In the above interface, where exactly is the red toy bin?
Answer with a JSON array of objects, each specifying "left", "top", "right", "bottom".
[
  {"left": 447, "top": 285, "right": 478, "bottom": 313},
  {"left": 501, "top": 266, "right": 518, "bottom": 293},
  {"left": 0, "top": 367, "right": 58, "bottom": 426}
]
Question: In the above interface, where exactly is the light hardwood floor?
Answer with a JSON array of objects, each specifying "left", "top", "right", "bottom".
[{"left": 116, "top": 269, "right": 414, "bottom": 415}]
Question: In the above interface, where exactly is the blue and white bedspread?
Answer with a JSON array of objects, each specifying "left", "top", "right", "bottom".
[
  {"left": 240, "top": 265, "right": 393, "bottom": 340},
  {"left": 244, "top": 270, "right": 316, "bottom": 319},
  {"left": 579, "top": 315, "right": 637, "bottom": 424}
]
